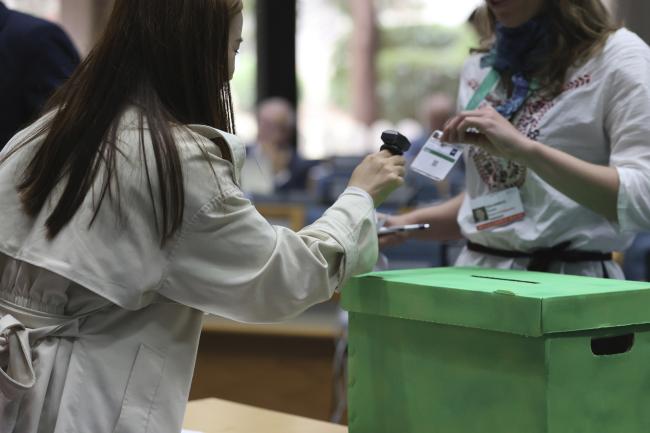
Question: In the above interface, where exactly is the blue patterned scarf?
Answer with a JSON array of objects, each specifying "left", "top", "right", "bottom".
[{"left": 480, "top": 15, "right": 551, "bottom": 119}]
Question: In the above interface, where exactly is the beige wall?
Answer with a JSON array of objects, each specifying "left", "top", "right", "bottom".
[
  {"left": 60, "top": 0, "right": 114, "bottom": 55},
  {"left": 4, "top": 0, "right": 59, "bottom": 19},
  {"left": 59, "top": 0, "right": 93, "bottom": 55}
]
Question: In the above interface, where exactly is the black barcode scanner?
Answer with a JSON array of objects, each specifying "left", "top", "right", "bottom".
[{"left": 380, "top": 130, "right": 411, "bottom": 155}]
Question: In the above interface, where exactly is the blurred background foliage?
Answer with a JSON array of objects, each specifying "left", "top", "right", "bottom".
[
  {"left": 332, "top": 23, "right": 477, "bottom": 122},
  {"left": 231, "top": 0, "right": 258, "bottom": 113}
]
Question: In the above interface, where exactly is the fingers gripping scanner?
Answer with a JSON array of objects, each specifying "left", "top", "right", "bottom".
[{"left": 380, "top": 130, "right": 411, "bottom": 155}]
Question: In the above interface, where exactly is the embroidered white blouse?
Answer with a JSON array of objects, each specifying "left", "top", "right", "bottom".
[{"left": 454, "top": 28, "right": 650, "bottom": 276}]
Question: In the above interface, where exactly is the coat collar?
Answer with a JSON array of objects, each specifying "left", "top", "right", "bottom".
[
  {"left": 187, "top": 124, "right": 245, "bottom": 187},
  {"left": 0, "top": 3, "right": 9, "bottom": 31}
]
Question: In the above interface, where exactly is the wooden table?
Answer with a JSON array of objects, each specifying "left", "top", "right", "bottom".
[{"left": 183, "top": 398, "right": 348, "bottom": 433}]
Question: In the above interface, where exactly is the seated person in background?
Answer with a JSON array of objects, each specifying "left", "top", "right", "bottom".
[
  {"left": 0, "top": 1, "right": 80, "bottom": 149},
  {"left": 241, "top": 97, "right": 315, "bottom": 195}
]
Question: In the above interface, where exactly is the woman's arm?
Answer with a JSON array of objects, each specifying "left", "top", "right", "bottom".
[
  {"left": 522, "top": 140, "right": 619, "bottom": 221},
  {"left": 443, "top": 35, "right": 650, "bottom": 231},
  {"left": 161, "top": 150, "right": 405, "bottom": 323},
  {"left": 162, "top": 189, "right": 377, "bottom": 323},
  {"left": 442, "top": 106, "right": 620, "bottom": 221},
  {"left": 380, "top": 192, "right": 465, "bottom": 246}
]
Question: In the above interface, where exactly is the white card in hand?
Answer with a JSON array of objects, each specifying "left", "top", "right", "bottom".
[{"left": 410, "top": 131, "right": 463, "bottom": 182}]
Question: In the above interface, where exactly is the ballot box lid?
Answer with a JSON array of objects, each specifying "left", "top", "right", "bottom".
[{"left": 341, "top": 267, "right": 650, "bottom": 336}]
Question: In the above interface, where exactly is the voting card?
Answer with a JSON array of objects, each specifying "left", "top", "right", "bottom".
[{"left": 410, "top": 131, "right": 463, "bottom": 182}]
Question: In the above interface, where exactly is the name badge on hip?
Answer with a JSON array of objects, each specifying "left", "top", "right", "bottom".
[
  {"left": 410, "top": 131, "right": 463, "bottom": 182},
  {"left": 469, "top": 187, "right": 525, "bottom": 231}
]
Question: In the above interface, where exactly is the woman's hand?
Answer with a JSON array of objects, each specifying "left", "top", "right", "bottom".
[
  {"left": 444, "top": 106, "right": 621, "bottom": 222},
  {"left": 377, "top": 212, "right": 410, "bottom": 248},
  {"left": 348, "top": 150, "right": 406, "bottom": 206},
  {"left": 441, "top": 105, "right": 537, "bottom": 163}
]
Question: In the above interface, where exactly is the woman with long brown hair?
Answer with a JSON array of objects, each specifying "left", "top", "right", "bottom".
[
  {"left": 383, "top": 0, "right": 650, "bottom": 278},
  {"left": 0, "top": 0, "right": 405, "bottom": 431}
]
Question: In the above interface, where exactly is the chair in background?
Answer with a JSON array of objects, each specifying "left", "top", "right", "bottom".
[
  {"left": 310, "top": 156, "right": 364, "bottom": 205},
  {"left": 623, "top": 233, "right": 650, "bottom": 281}
]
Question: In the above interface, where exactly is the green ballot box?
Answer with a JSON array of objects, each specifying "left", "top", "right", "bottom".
[{"left": 341, "top": 267, "right": 650, "bottom": 433}]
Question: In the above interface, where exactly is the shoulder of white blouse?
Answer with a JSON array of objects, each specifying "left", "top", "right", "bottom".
[
  {"left": 601, "top": 28, "right": 650, "bottom": 63},
  {"left": 460, "top": 53, "right": 483, "bottom": 77}
]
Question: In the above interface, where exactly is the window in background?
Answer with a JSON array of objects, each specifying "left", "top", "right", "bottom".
[
  {"left": 231, "top": 0, "right": 258, "bottom": 146},
  {"left": 296, "top": 0, "right": 481, "bottom": 159},
  {"left": 5, "top": 0, "right": 60, "bottom": 20},
  {"left": 5, "top": 0, "right": 110, "bottom": 56}
]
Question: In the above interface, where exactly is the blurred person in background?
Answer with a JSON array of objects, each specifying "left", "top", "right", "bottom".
[
  {"left": 382, "top": 0, "right": 650, "bottom": 278},
  {"left": 406, "top": 93, "right": 454, "bottom": 160},
  {"left": 0, "top": 1, "right": 79, "bottom": 149},
  {"left": 0, "top": 0, "right": 405, "bottom": 432},
  {"left": 241, "top": 97, "right": 316, "bottom": 195}
]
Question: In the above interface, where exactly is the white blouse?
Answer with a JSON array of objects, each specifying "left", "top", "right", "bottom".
[{"left": 454, "top": 29, "right": 650, "bottom": 275}]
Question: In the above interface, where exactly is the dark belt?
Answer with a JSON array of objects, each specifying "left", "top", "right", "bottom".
[{"left": 467, "top": 241, "right": 613, "bottom": 273}]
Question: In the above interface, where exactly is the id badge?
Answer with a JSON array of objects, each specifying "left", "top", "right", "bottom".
[
  {"left": 410, "top": 131, "right": 463, "bottom": 182},
  {"left": 469, "top": 187, "right": 525, "bottom": 231}
]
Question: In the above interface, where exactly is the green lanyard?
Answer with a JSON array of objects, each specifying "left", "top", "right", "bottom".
[
  {"left": 465, "top": 68, "right": 539, "bottom": 112},
  {"left": 465, "top": 69, "right": 501, "bottom": 111}
]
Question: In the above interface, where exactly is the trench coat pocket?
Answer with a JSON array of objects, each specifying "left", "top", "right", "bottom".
[
  {"left": 0, "top": 314, "right": 36, "bottom": 429},
  {"left": 112, "top": 343, "right": 165, "bottom": 433}
]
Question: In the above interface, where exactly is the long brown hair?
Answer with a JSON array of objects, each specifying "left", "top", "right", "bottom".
[
  {"left": 473, "top": 0, "right": 618, "bottom": 95},
  {"left": 5, "top": 0, "right": 241, "bottom": 244}
]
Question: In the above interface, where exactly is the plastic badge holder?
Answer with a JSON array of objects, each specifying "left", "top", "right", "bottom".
[{"left": 410, "top": 131, "right": 463, "bottom": 182}]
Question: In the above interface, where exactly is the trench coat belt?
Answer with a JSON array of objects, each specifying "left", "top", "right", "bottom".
[{"left": 0, "top": 297, "right": 89, "bottom": 399}]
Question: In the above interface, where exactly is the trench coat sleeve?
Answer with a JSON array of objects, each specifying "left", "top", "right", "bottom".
[{"left": 160, "top": 188, "right": 377, "bottom": 323}]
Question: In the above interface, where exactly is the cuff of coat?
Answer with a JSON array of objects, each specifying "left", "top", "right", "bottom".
[
  {"left": 342, "top": 186, "right": 374, "bottom": 205},
  {"left": 318, "top": 188, "right": 378, "bottom": 288},
  {"left": 616, "top": 166, "right": 650, "bottom": 232}
]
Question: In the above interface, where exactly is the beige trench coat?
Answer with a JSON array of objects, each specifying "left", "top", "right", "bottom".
[{"left": 0, "top": 109, "right": 378, "bottom": 433}]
